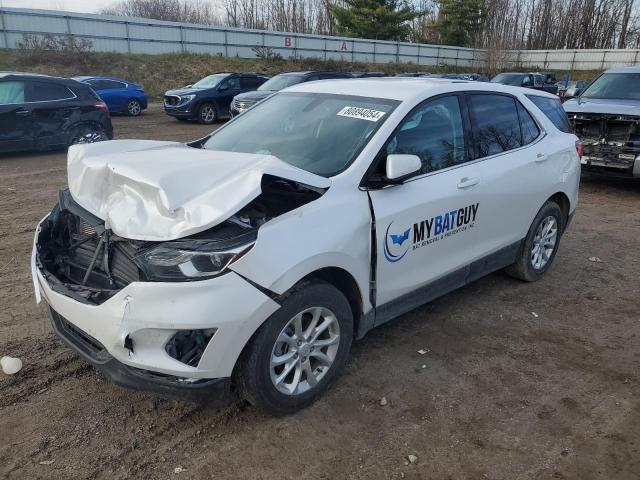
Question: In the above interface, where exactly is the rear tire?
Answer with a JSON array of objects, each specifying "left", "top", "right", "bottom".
[
  {"left": 68, "top": 124, "right": 108, "bottom": 146},
  {"left": 236, "top": 280, "right": 353, "bottom": 416},
  {"left": 197, "top": 103, "right": 217, "bottom": 124},
  {"left": 505, "top": 201, "right": 564, "bottom": 282},
  {"left": 126, "top": 99, "right": 142, "bottom": 116}
]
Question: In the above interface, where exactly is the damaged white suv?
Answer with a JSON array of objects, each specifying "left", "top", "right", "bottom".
[{"left": 32, "top": 79, "right": 580, "bottom": 415}]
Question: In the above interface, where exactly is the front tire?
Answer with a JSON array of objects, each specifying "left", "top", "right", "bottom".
[
  {"left": 197, "top": 102, "right": 217, "bottom": 124},
  {"left": 505, "top": 201, "right": 564, "bottom": 282},
  {"left": 236, "top": 280, "right": 353, "bottom": 416}
]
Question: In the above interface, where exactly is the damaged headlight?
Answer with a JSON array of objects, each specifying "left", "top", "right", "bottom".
[{"left": 135, "top": 241, "right": 253, "bottom": 282}]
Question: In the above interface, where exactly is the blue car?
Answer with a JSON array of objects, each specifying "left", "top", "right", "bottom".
[{"left": 73, "top": 76, "right": 148, "bottom": 116}]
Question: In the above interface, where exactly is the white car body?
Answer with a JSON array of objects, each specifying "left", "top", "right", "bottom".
[{"left": 32, "top": 79, "right": 580, "bottom": 405}]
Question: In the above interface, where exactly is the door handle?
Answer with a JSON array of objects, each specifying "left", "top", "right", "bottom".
[
  {"left": 457, "top": 177, "right": 479, "bottom": 189},
  {"left": 535, "top": 153, "right": 548, "bottom": 163},
  {"left": 15, "top": 109, "right": 31, "bottom": 116}
]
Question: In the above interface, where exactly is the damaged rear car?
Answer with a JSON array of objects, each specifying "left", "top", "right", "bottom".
[
  {"left": 564, "top": 67, "right": 640, "bottom": 177},
  {"left": 33, "top": 80, "right": 579, "bottom": 415}
]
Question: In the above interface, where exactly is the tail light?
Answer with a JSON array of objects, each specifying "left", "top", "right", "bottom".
[
  {"left": 575, "top": 140, "right": 583, "bottom": 160},
  {"left": 95, "top": 101, "right": 109, "bottom": 114}
]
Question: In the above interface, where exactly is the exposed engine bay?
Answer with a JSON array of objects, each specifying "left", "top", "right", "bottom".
[
  {"left": 36, "top": 176, "right": 325, "bottom": 305},
  {"left": 569, "top": 112, "right": 640, "bottom": 173}
]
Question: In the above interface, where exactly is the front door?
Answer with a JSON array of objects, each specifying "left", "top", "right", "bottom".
[
  {"left": 0, "top": 80, "right": 32, "bottom": 152},
  {"left": 367, "top": 95, "right": 482, "bottom": 308}
]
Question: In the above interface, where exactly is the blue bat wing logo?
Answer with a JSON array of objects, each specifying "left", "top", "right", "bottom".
[{"left": 390, "top": 228, "right": 410, "bottom": 246}]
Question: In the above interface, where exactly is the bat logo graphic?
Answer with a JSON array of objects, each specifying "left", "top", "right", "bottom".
[
  {"left": 390, "top": 228, "right": 410, "bottom": 246},
  {"left": 383, "top": 222, "right": 410, "bottom": 263}
]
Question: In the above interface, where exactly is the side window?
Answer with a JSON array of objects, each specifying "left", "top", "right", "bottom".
[
  {"left": 517, "top": 102, "right": 541, "bottom": 145},
  {"left": 0, "top": 81, "right": 25, "bottom": 105},
  {"left": 224, "top": 77, "right": 240, "bottom": 90},
  {"left": 27, "top": 81, "right": 74, "bottom": 102},
  {"left": 468, "top": 94, "right": 522, "bottom": 157},
  {"left": 240, "top": 77, "right": 262, "bottom": 89},
  {"left": 526, "top": 95, "right": 572, "bottom": 133},
  {"left": 522, "top": 75, "right": 532, "bottom": 87},
  {"left": 100, "top": 80, "right": 125, "bottom": 90},
  {"left": 387, "top": 95, "right": 466, "bottom": 175},
  {"left": 533, "top": 75, "right": 544, "bottom": 88}
]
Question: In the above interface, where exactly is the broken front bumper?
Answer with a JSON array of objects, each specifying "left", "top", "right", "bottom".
[
  {"left": 581, "top": 151, "right": 640, "bottom": 177},
  {"left": 32, "top": 220, "right": 281, "bottom": 399}
]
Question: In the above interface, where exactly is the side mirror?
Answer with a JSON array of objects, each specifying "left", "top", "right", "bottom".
[
  {"left": 386, "top": 154, "right": 421, "bottom": 181},
  {"left": 218, "top": 84, "right": 228, "bottom": 91}
]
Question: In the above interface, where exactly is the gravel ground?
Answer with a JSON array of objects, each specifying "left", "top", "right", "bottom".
[{"left": 1, "top": 105, "right": 639, "bottom": 480}]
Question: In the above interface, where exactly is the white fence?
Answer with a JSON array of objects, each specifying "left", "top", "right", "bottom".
[
  {"left": 0, "top": 7, "right": 477, "bottom": 68},
  {"left": 1, "top": 7, "right": 640, "bottom": 71}
]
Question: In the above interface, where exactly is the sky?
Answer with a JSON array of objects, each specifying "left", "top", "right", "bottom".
[{"left": 0, "top": 0, "right": 129, "bottom": 13}]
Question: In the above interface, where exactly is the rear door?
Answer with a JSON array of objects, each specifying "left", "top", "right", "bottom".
[
  {"left": 368, "top": 94, "right": 481, "bottom": 308},
  {"left": 26, "top": 79, "right": 78, "bottom": 149},
  {"left": 0, "top": 79, "right": 32, "bottom": 152},
  {"left": 90, "top": 79, "right": 127, "bottom": 112},
  {"left": 464, "top": 93, "right": 548, "bottom": 258}
]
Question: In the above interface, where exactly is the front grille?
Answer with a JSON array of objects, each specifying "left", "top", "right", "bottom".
[
  {"left": 164, "top": 95, "right": 181, "bottom": 107},
  {"left": 37, "top": 190, "right": 144, "bottom": 304},
  {"left": 232, "top": 98, "right": 254, "bottom": 111}
]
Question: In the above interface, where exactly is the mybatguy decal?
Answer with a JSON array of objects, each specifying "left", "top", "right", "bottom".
[{"left": 384, "top": 203, "right": 479, "bottom": 262}]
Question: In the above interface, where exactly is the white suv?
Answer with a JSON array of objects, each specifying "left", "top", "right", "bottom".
[{"left": 32, "top": 79, "right": 580, "bottom": 415}]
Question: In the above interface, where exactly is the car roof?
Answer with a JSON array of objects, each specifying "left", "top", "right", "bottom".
[
  {"left": 287, "top": 77, "right": 560, "bottom": 102},
  {"left": 0, "top": 72, "right": 84, "bottom": 87},
  {"left": 0, "top": 71, "right": 67, "bottom": 81},
  {"left": 72, "top": 75, "right": 129, "bottom": 83},
  {"left": 604, "top": 66, "right": 640, "bottom": 74}
]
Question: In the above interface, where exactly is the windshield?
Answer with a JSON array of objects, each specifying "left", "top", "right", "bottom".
[
  {"left": 204, "top": 92, "right": 399, "bottom": 177},
  {"left": 491, "top": 73, "right": 522, "bottom": 86},
  {"left": 258, "top": 74, "right": 304, "bottom": 91},
  {"left": 192, "top": 74, "right": 229, "bottom": 89},
  {"left": 581, "top": 73, "right": 640, "bottom": 100}
]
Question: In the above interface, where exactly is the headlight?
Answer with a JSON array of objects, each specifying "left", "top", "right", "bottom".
[
  {"left": 179, "top": 94, "right": 196, "bottom": 105},
  {"left": 135, "top": 241, "right": 253, "bottom": 282}
]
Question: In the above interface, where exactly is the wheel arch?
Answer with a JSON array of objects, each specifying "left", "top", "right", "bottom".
[
  {"left": 294, "top": 267, "right": 364, "bottom": 339},
  {"left": 547, "top": 192, "right": 570, "bottom": 232}
]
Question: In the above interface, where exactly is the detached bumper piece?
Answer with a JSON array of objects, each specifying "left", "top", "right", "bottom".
[{"left": 48, "top": 307, "right": 231, "bottom": 405}]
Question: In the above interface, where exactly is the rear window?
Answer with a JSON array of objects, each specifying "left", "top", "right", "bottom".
[
  {"left": 468, "top": 94, "right": 523, "bottom": 157},
  {"left": 526, "top": 95, "right": 571, "bottom": 133}
]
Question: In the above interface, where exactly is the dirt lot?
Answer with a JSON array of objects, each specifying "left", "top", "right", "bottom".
[{"left": 1, "top": 104, "right": 639, "bottom": 480}]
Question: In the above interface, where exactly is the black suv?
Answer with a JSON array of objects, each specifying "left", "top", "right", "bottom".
[
  {"left": 229, "top": 71, "right": 353, "bottom": 117},
  {"left": 491, "top": 72, "right": 559, "bottom": 95},
  {"left": 0, "top": 72, "right": 113, "bottom": 154},
  {"left": 164, "top": 72, "right": 269, "bottom": 124}
]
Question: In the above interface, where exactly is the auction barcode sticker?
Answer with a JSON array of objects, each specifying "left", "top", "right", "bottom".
[{"left": 337, "top": 106, "right": 386, "bottom": 122}]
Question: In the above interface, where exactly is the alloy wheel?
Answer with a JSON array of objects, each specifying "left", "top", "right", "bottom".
[
  {"left": 269, "top": 306, "right": 341, "bottom": 396},
  {"left": 127, "top": 100, "right": 141, "bottom": 116},
  {"left": 200, "top": 105, "right": 216, "bottom": 123},
  {"left": 531, "top": 215, "right": 558, "bottom": 270},
  {"left": 71, "top": 129, "right": 107, "bottom": 145}
]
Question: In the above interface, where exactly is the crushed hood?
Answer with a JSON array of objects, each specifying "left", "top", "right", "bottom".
[
  {"left": 563, "top": 97, "right": 640, "bottom": 116},
  {"left": 67, "top": 140, "right": 330, "bottom": 241}
]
